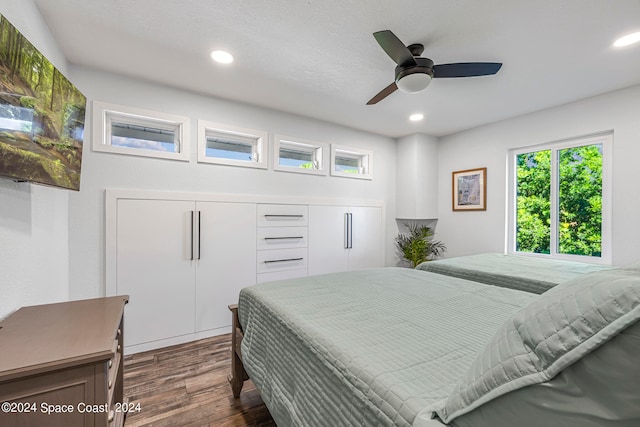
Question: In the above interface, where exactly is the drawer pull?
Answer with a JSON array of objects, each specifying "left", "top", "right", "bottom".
[
  {"left": 264, "top": 236, "right": 304, "bottom": 240},
  {"left": 264, "top": 214, "right": 303, "bottom": 218},
  {"left": 108, "top": 359, "right": 113, "bottom": 368},
  {"left": 264, "top": 258, "right": 304, "bottom": 264},
  {"left": 108, "top": 410, "right": 114, "bottom": 422},
  {"left": 109, "top": 380, "right": 113, "bottom": 389}
]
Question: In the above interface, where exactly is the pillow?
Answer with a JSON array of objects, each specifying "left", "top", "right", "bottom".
[{"left": 430, "top": 267, "right": 640, "bottom": 424}]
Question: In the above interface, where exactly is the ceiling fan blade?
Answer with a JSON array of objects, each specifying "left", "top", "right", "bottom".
[
  {"left": 366, "top": 82, "right": 398, "bottom": 105},
  {"left": 433, "top": 62, "right": 502, "bottom": 78},
  {"left": 373, "top": 30, "right": 416, "bottom": 67}
]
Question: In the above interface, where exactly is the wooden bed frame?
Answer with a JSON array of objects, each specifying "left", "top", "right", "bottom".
[{"left": 227, "top": 304, "right": 249, "bottom": 398}]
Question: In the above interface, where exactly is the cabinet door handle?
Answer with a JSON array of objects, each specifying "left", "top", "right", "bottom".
[
  {"left": 264, "top": 258, "right": 304, "bottom": 264},
  {"left": 197, "top": 211, "right": 201, "bottom": 260},
  {"left": 344, "top": 213, "right": 349, "bottom": 249},
  {"left": 264, "top": 214, "right": 304, "bottom": 218},
  {"left": 190, "top": 211, "right": 195, "bottom": 261},
  {"left": 349, "top": 213, "right": 353, "bottom": 249},
  {"left": 344, "top": 212, "right": 353, "bottom": 249}
]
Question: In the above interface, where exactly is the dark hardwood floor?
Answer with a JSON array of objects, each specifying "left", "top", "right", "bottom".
[{"left": 123, "top": 334, "right": 275, "bottom": 426}]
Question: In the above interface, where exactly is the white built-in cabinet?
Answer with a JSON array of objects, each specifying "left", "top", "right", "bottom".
[
  {"left": 106, "top": 190, "right": 384, "bottom": 354},
  {"left": 112, "top": 197, "right": 255, "bottom": 353},
  {"left": 308, "top": 205, "right": 383, "bottom": 275}
]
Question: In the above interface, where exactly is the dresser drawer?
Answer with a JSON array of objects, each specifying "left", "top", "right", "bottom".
[
  {"left": 257, "top": 268, "right": 308, "bottom": 284},
  {"left": 257, "top": 204, "right": 308, "bottom": 227},
  {"left": 257, "top": 248, "right": 307, "bottom": 273},
  {"left": 257, "top": 227, "right": 308, "bottom": 250}
]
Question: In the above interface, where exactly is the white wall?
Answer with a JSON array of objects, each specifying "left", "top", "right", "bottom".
[
  {"left": 396, "top": 133, "right": 439, "bottom": 220},
  {"left": 0, "top": 0, "right": 71, "bottom": 319},
  {"left": 67, "top": 66, "right": 398, "bottom": 300},
  {"left": 436, "top": 84, "right": 640, "bottom": 266}
]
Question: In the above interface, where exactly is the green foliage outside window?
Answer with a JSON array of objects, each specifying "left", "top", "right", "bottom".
[
  {"left": 558, "top": 145, "right": 602, "bottom": 256},
  {"left": 516, "top": 144, "right": 602, "bottom": 257},
  {"left": 516, "top": 150, "right": 551, "bottom": 253}
]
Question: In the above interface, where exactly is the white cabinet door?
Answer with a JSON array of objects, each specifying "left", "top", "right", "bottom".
[
  {"left": 308, "top": 205, "right": 384, "bottom": 275},
  {"left": 116, "top": 199, "right": 196, "bottom": 347},
  {"left": 308, "top": 205, "right": 349, "bottom": 275},
  {"left": 348, "top": 206, "right": 383, "bottom": 271},
  {"left": 195, "top": 202, "right": 256, "bottom": 332}
]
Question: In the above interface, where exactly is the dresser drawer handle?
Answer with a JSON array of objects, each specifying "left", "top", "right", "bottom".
[
  {"left": 264, "top": 214, "right": 303, "bottom": 218},
  {"left": 108, "top": 410, "right": 114, "bottom": 422},
  {"left": 109, "top": 380, "right": 113, "bottom": 389},
  {"left": 108, "top": 359, "right": 113, "bottom": 369},
  {"left": 264, "top": 236, "right": 304, "bottom": 240},
  {"left": 264, "top": 258, "right": 304, "bottom": 264}
]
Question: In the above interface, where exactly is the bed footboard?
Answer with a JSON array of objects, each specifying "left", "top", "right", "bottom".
[{"left": 228, "top": 304, "right": 249, "bottom": 398}]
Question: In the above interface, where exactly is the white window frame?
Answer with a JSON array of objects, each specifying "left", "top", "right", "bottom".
[
  {"left": 92, "top": 100, "right": 190, "bottom": 161},
  {"left": 507, "top": 132, "right": 612, "bottom": 264},
  {"left": 330, "top": 144, "right": 373, "bottom": 180},
  {"left": 273, "top": 134, "right": 327, "bottom": 176},
  {"left": 197, "top": 120, "right": 268, "bottom": 169}
]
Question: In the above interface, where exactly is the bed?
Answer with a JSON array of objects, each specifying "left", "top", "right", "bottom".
[
  {"left": 228, "top": 265, "right": 640, "bottom": 427},
  {"left": 415, "top": 253, "right": 610, "bottom": 294}
]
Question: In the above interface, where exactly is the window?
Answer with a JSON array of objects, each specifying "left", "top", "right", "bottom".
[
  {"left": 273, "top": 135, "right": 327, "bottom": 175},
  {"left": 197, "top": 120, "right": 267, "bottom": 169},
  {"left": 93, "top": 101, "right": 190, "bottom": 161},
  {"left": 508, "top": 133, "right": 612, "bottom": 263},
  {"left": 330, "top": 145, "right": 373, "bottom": 180}
]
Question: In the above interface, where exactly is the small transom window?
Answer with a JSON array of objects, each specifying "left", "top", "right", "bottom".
[
  {"left": 197, "top": 121, "right": 267, "bottom": 169},
  {"left": 274, "top": 135, "right": 327, "bottom": 175},
  {"left": 331, "top": 145, "right": 373, "bottom": 180},
  {"left": 110, "top": 119, "right": 178, "bottom": 152},
  {"left": 93, "top": 101, "right": 189, "bottom": 161}
]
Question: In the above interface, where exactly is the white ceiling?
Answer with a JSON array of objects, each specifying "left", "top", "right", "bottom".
[{"left": 32, "top": 0, "right": 640, "bottom": 138}]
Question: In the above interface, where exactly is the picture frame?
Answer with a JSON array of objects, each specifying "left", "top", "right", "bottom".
[
  {"left": 452, "top": 167, "right": 486, "bottom": 211},
  {"left": 0, "top": 14, "right": 86, "bottom": 190}
]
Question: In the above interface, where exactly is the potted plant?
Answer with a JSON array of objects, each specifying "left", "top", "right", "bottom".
[{"left": 395, "top": 222, "right": 446, "bottom": 268}]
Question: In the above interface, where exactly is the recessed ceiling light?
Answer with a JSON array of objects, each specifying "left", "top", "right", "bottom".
[
  {"left": 409, "top": 113, "right": 424, "bottom": 122},
  {"left": 210, "top": 50, "right": 234, "bottom": 64},
  {"left": 613, "top": 32, "right": 640, "bottom": 47}
]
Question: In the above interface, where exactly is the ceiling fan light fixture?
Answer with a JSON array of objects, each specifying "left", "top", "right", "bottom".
[{"left": 396, "top": 73, "right": 432, "bottom": 93}]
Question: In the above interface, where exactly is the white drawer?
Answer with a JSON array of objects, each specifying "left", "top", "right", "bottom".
[
  {"left": 257, "top": 248, "right": 307, "bottom": 273},
  {"left": 257, "top": 227, "right": 308, "bottom": 250},
  {"left": 257, "top": 204, "right": 308, "bottom": 227},
  {"left": 257, "top": 268, "right": 308, "bottom": 284}
]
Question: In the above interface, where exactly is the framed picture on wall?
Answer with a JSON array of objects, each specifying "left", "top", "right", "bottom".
[{"left": 452, "top": 167, "right": 486, "bottom": 211}]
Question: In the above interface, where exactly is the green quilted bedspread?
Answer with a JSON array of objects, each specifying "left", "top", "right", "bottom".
[
  {"left": 416, "top": 253, "right": 609, "bottom": 294},
  {"left": 238, "top": 267, "right": 536, "bottom": 427}
]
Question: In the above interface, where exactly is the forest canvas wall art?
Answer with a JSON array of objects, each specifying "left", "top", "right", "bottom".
[{"left": 0, "top": 14, "right": 86, "bottom": 190}]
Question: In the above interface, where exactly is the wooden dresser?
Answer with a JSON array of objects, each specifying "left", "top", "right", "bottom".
[{"left": 0, "top": 296, "right": 129, "bottom": 427}]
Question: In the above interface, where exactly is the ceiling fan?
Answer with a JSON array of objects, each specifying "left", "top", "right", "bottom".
[{"left": 367, "top": 30, "right": 502, "bottom": 105}]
